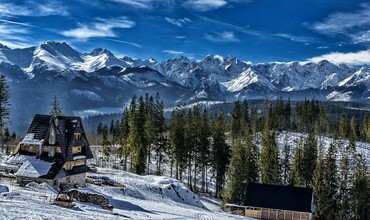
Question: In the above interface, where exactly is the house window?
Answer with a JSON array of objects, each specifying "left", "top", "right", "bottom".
[
  {"left": 29, "top": 145, "right": 36, "bottom": 152},
  {"left": 21, "top": 144, "right": 29, "bottom": 151},
  {"left": 74, "top": 132, "right": 81, "bottom": 140},
  {"left": 72, "top": 146, "right": 82, "bottom": 154}
]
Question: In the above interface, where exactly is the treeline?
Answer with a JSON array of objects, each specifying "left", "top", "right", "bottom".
[{"left": 96, "top": 95, "right": 370, "bottom": 219}]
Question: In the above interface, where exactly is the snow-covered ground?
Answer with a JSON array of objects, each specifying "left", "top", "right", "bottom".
[
  {"left": 1, "top": 131, "right": 369, "bottom": 220},
  {"left": 0, "top": 165, "right": 249, "bottom": 220}
]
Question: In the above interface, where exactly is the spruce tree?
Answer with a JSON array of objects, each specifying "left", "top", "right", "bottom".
[
  {"left": 281, "top": 133, "right": 291, "bottom": 185},
  {"left": 260, "top": 116, "right": 280, "bottom": 184},
  {"left": 199, "top": 109, "right": 211, "bottom": 192},
  {"left": 312, "top": 140, "right": 340, "bottom": 220},
  {"left": 153, "top": 93, "right": 166, "bottom": 175},
  {"left": 350, "top": 153, "right": 370, "bottom": 220},
  {"left": 290, "top": 137, "right": 304, "bottom": 186},
  {"left": 102, "top": 124, "right": 111, "bottom": 164},
  {"left": 211, "top": 111, "right": 230, "bottom": 198},
  {"left": 97, "top": 122, "right": 103, "bottom": 135},
  {"left": 222, "top": 140, "right": 248, "bottom": 205},
  {"left": 246, "top": 128, "right": 259, "bottom": 183},
  {"left": 338, "top": 140, "right": 353, "bottom": 219},
  {"left": 119, "top": 108, "right": 130, "bottom": 170},
  {"left": 302, "top": 130, "right": 318, "bottom": 187},
  {"left": 49, "top": 95, "right": 62, "bottom": 117}
]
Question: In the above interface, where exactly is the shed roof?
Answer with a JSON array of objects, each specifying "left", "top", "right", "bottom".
[{"left": 244, "top": 183, "right": 313, "bottom": 213}]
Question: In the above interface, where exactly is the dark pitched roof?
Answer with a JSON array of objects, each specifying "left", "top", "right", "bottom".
[
  {"left": 26, "top": 114, "right": 51, "bottom": 140},
  {"left": 244, "top": 183, "right": 313, "bottom": 213}
]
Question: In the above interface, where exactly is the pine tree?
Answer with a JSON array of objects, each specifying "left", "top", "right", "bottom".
[
  {"left": 102, "top": 124, "right": 111, "bottom": 165},
  {"left": 281, "top": 133, "right": 291, "bottom": 185},
  {"left": 134, "top": 96, "right": 147, "bottom": 175},
  {"left": 290, "top": 137, "right": 304, "bottom": 186},
  {"left": 338, "top": 140, "right": 354, "bottom": 219},
  {"left": 0, "top": 75, "right": 11, "bottom": 153},
  {"left": 127, "top": 96, "right": 138, "bottom": 172},
  {"left": 119, "top": 108, "right": 130, "bottom": 170},
  {"left": 350, "top": 153, "right": 370, "bottom": 220},
  {"left": 97, "top": 122, "right": 103, "bottom": 135},
  {"left": 302, "top": 130, "right": 318, "bottom": 187},
  {"left": 339, "top": 115, "right": 347, "bottom": 140},
  {"left": 312, "top": 151, "right": 331, "bottom": 220},
  {"left": 169, "top": 108, "right": 187, "bottom": 181},
  {"left": 246, "top": 129, "right": 259, "bottom": 183},
  {"left": 222, "top": 140, "right": 248, "bottom": 205},
  {"left": 109, "top": 119, "right": 115, "bottom": 134},
  {"left": 211, "top": 111, "right": 230, "bottom": 198},
  {"left": 350, "top": 116, "right": 358, "bottom": 141},
  {"left": 153, "top": 93, "right": 166, "bottom": 175},
  {"left": 199, "top": 109, "right": 211, "bottom": 192},
  {"left": 260, "top": 116, "right": 280, "bottom": 184},
  {"left": 312, "top": 141, "right": 339, "bottom": 220},
  {"left": 49, "top": 96, "right": 62, "bottom": 117}
]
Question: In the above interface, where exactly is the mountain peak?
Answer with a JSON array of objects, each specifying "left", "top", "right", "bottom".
[
  {"left": 90, "top": 48, "right": 114, "bottom": 57},
  {"left": 0, "top": 43, "right": 10, "bottom": 50}
]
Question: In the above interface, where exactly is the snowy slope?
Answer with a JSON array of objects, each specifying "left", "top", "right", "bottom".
[{"left": 0, "top": 169, "right": 249, "bottom": 220}]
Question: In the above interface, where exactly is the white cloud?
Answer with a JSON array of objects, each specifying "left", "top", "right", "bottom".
[
  {"left": 108, "top": 0, "right": 153, "bottom": 9},
  {"left": 175, "top": 36, "right": 187, "bottom": 39},
  {"left": 317, "top": 46, "right": 329, "bottom": 49},
  {"left": 104, "top": 38, "right": 142, "bottom": 48},
  {"left": 0, "top": 19, "right": 36, "bottom": 27},
  {"left": 308, "top": 50, "right": 370, "bottom": 65},
  {"left": 200, "top": 16, "right": 261, "bottom": 37},
  {"left": 311, "top": 3, "right": 370, "bottom": 44},
  {"left": 162, "top": 50, "right": 185, "bottom": 55},
  {"left": 205, "top": 31, "right": 239, "bottom": 42},
  {"left": 62, "top": 17, "right": 135, "bottom": 40},
  {"left": 165, "top": 17, "right": 191, "bottom": 27},
  {"left": 0, "top": 24, "right": 33, "bottom": 48},
  {"left": 273, "top": 33, "right": 316, "bottom": 43},
  {"left": 353, "top": 30, "right": 370, "bottom": 43},
  {"left": 183, "top": 0, "right": 228, "bottom": 11},
  {"left": 0, "top": 0, "right": 68, "bottom": 17}
]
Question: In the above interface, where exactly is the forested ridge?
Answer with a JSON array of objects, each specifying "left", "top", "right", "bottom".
[{"left": 96, "top": 94, "right": 370, "bottom": 220}]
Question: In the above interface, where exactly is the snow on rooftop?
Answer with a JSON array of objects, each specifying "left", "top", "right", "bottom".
[
  {"left": 73, "top": 155, "right": 86, "bottom": 160},
  {"left": 16, "top": 156, "right": 54, "bottom": 178},
  {"left": 21, "top": 133, "right": 44, "bottom": 145}
]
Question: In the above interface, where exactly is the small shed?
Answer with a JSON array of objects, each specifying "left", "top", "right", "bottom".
[{"left": 244, "top": 183, "right": 314, "bottom": 220}]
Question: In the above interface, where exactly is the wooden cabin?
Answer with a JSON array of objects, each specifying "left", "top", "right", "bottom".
[
  {"left": 14, "top": 114, "right": 93, "bottom": 187},
  {"left": 243, "top": 183, "right": 314, "bottom": 220}
]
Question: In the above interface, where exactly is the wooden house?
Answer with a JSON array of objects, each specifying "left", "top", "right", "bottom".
[
  {"left": 13, "top": 114, "right": 93, "bottom": 187},
  {"left": 243, "top": 183, "right": 314, "bottom": 220}
]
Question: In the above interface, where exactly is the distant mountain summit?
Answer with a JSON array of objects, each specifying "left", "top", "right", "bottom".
[{"left": 0, "top": 41, "right": 370, "bottom": 133}]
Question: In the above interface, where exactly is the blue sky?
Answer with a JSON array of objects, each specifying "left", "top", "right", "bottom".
[{"left": 1, "top": 0, "right": 370, "bottom": 64}]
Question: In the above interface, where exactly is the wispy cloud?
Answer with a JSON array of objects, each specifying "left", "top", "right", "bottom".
[
  {"left": 308, "top": 50, "right": 370, "bottom": 65},
  {"left": 0, "top": 23, "right": 33, "bottom": 48},
  {"left": 200, "top": 16, "right": 261, "bottom": 37},
  {"left": 108, "top": 0, "right": 153, "bottom": 9},
  {"left": 104, "top": 38, "right": 142, "bottom": 48},
  {"left": 311, "top": 3, "right": 370, "bottom": 44},
  {"left": 165, "top": 17, "right": 191, "bottom": 27},
  {"left": 175, "top": 36, "right": 187, "bottom": 39},
  {"left": 0, "top": 19, "right": 36, "bottom": 27},
  {"left": 162, "top": 50, "right": 185, "bottom": 55},
  {"left": 62, "top": 17, "right": 135, "bottom": 40},
  {"left": 183, "top": 0, "right": 228, "bottom": 12},
  {"left": 273, "top": 33, "right": 316, "bottom": 43},
  {"left": 317, "top": 46, "right": 329, "bottom": 49},
  {"left": 205, "top": 31, "right": 239, "bottom": 42},
  {"left": 0, "top": 0, "right": 69, "bottom": 17}
]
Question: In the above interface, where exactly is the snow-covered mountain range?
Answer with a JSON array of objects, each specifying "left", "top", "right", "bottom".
[{"left": 0, "top": 41, "right": 369, "bottom": 132}]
